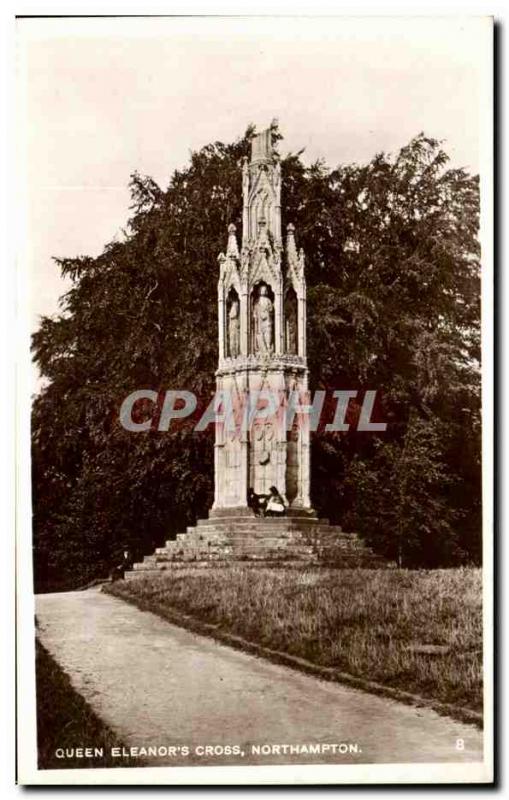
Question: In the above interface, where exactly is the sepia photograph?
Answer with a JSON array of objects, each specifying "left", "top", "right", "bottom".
[{"left": 15, "top": 14, "right": 494, "bottom": 785}]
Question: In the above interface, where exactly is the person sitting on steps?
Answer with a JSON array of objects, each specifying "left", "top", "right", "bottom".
[
  {"left": 266, "top": 486, "right": 287, "bottom": 517},
  {"left": 109, "top": 545, "right": 133, "bottom": 582},
  {"left": 247, "top": 487, "right": 267, "bottom": 517}
]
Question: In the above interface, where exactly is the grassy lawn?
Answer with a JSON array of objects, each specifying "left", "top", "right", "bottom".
[
  {"left": 107, "top": 567, "right": 482, "bottom": 713},
  {"left": 35, "top": 639, "right": 140, "bottom": 769}
]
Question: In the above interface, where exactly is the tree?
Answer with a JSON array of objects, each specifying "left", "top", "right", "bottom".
[
  {"left": 344, "top": 414, "right": 464, "bottom": 567},
  {"left": 32, "top": 126, "right": 481, "bottom": 591}
]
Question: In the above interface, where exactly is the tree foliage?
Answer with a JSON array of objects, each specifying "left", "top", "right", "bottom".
[{"left": 32, "top": 126, "right": 481, "bottom": 590}]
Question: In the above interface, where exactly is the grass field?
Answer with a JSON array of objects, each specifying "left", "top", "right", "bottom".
[
  {"left": 107, "top": 567, "right": 482, "bottom": 713},
  {"left": 35, "top": 639, "right": 140, "bottom": 769}
]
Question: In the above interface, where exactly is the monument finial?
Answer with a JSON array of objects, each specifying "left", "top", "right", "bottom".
[
  {"left": 250, "top": 128, "right": 272, "bottom": 163},
  {"left": 226, "top": 223, "right": 239, "bottom": 259},
  {"left": 286, "top": 222, "right": 298, "bottom": 263},
  {"left": 243, "top": 128, "right": 281, "bottom": 244}
]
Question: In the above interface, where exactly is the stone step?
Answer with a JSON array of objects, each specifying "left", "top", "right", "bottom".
[
  {"left": 170, "top": 542, "right": 311, "bottom": 552},
  {"left": 196, "top": 516, "right": 329, "bottom": 527},
  {"left": 207, "top": 508, "right": 319, "bottom": 520},
  {"left": 181, "top": 536, "right": 357, "bottom": 549},
  {"left": 152, "top": 544, "right": 370, "bottom": 562},
  {"left": 125, "top": 562, "right": 234, "bottom": 576},
  {"left": 196, "top": 521, "right": 343, "bottom": 530},
  {"left": 127, "top": 549, "right": 384, "bottom": 577},
  {"left": 167, "top": 534, "right": 344, "bottom": 549},
  {"left": 181, "top": 524, "right": 346, "bottom": 537},
  {"left": 161, "top": 533, "right": 358, "bottom": 553},
  {"left": 163, "top": 541, "right": 356, "bottom": 555},
  {"left": 125, "top": 507, "right": 387, "bottom": 576},
  {"left": 156, "top": 543, "right": 316, "bottom": 557},
  {"left": 181, "top": 526, "right": 349, "bottom": 538},
  {"left": 135, "top": 552, "right": 317, "bottom": 569}
]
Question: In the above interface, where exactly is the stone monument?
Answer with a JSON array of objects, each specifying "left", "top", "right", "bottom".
[
  {"left": 214, "top": 128, "right": 311, "bottom": 513},
  {"left": 126, "top": 129, "right": 384, "bottom": 576}
]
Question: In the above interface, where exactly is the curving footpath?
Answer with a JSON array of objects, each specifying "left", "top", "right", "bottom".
[{"left": 35, "top": 587, "right": 483, "bottom": 769}]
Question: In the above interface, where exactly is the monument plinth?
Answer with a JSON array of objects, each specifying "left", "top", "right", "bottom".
[{"left": 126, "top": 130, "right": 385, "bottom": 576}]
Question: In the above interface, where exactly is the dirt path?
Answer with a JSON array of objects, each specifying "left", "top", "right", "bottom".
[{"left": 35, "top": 588, "right": 483, "bottom": 768}]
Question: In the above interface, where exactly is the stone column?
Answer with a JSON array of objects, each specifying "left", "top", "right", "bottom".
[
  {"left": 212, "top": 376, "right": 224, "bottom": 509},
  {"left": 276, "top": 371, "right": 288, "bottom": 500},
  {"left": 218, "top": 288, "right": 225, "bottom": 361},
  {"left": 237, "top": 370, "right": 249, "bottom": 507},
  {"left": 240, "top": 290, "right": 249, "bottom": 356},
  {"left": 274, "top": 289, "right": 283, "bottom": 355},
  {"left": 298, "top": 290, "right": 306, "bottom": 359},
  {"left": 297, "top": 372, "right": 311, "bottom": 508}
]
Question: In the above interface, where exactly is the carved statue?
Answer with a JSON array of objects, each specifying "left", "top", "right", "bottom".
[
  {"left": 228, "top": 297, "right": 240, "bottom": 357},
  {"left": 253, "top": 286, "right": 274, "bottom": 354},
  {"left": 286, "top": 313, "right": 297, "bottom": 355}
]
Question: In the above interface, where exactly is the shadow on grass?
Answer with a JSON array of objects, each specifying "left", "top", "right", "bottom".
[{"left": 35, "top": 639, "right": 141, "bottom": 770}]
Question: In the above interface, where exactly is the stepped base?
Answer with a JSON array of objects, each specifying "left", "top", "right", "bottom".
[{"left": 125, "top": 509, "right": 386, "bottom": 578}]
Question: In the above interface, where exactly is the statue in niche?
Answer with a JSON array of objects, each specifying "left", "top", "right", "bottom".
[
  {"left": 253, "top": 285, "right": 274, "bottom": 354},
  {"left": 228, "top": 296, "right": 240, "bottom": 358},
  {"left": 285, "top": 291, "right": 298, "bottom": 354}
]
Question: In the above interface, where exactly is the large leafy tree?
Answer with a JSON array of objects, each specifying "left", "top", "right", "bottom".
[{"left": 32, "top": 125, "right": 481, "bottom": 590}]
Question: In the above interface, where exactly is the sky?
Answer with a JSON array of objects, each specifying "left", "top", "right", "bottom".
[{"left": 18, "top": 15, "right": 490, "bottom": 352}]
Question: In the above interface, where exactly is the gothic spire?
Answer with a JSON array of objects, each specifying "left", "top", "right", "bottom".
[
  {"left": 242, "top": 128, "right": 282, "bottom": 247},
  {"left": 286, "top": 223, "right": 298, "bottom": 264},
  {"left": 226, "top": 223, "right": 239, "bottom": 259}
]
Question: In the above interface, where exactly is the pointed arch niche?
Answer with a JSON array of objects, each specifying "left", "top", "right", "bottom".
[
  {"left": 226, "top": 287, "right": 240, "bottom": 358},
  {"left": 284, "top": 286, "right": 298, "bottom": 355}
]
